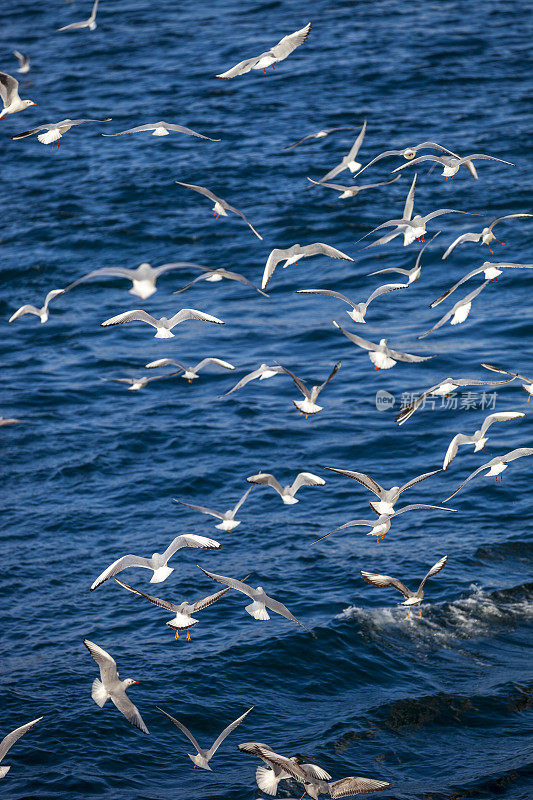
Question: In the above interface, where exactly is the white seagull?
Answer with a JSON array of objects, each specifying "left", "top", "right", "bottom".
[
  {"left": 9, "top": 289, "right": 65, "bottom": 324},
  {"left": 90, "top": 533, "right": 221, "bottom": 590},
  {"left": 333, "top": 321, "right": 434, "bottom": 370},
  {"left": 67, "top": 261, "right": 201, "bottom": 299},
  {"left": 481, "top": 363, "right": 533, "bottom": 401},
  {"left": 238, "top": 742, "right": 332, "bottom": 797},
  {"left": 175, "top": 181, "right": 262, "bottom": 239},
  {"left": 0, "top": 417, "right": 22, "bottom": 427},
  {"left": 277, "top": 361, "right": 341, "bottom": 416},
  {"left": 0, "top": 72, "right": 36, "bottom": 119},
  {"left": 99, "top": 372, "right": 182, "bottom": 392},
  {"left": 221, "top": 364, "right": 285, "bottom": 397},
  {"left": 215, "top": 23, "right": 311, "bottom": 78},
  {"left": 172, "top": 265, "right": 267, "bottom": 296},
  {"left": 392, "top": 152, "right": 514, "bottom": 180},
  {"left": 13, "top": 51, "right": 30, "bottom": 75},
  {"left": 360, "top": 555, "right": 448, "bottom": 618},
  {"left": 418, "top": 281, "right": 491, "bottom": 338},
  {"left": 145, "top": 357, "right": 235, "bottom": 382},
  {"left": 431, "top": 261, "right": 533, "bottom": 307},
  {"left": 247, "top": 471, "right": 325, "bottom": 504},
  {"left": 313, "top": 504, "right": 456, "bottom": 545},
  {"left": 442, "top": 411, "right": 525, "bottom": 470},
  {"left": 157, "top": 706, "right": 253, "bottom": 769},
  {"left": 173, "top": 486, "right": 253, "bottom": 531},
  {"left": 11, "top": 118, "right": 111, "bottom": 148},
  {"left": 101, "top": 308, "right": 224, "bottom": 338},
  {"left": 354, "top": 140, "right": 458, "bottom": 178},
  {"left": 321, "top": 465, "right": 442, "bottom": 515},
  {"left": 368, "top": 232, "right": 440, "bottom": 284},
  {"left": 318, "top": 120, "right": 367, "bottom": 182},
  {"left": 199, "top": 567, "right": 309, "bottom": 629},
  {"left": 102, "top": 121, "right": 220, "bottom": 140},
  {"left": 284, "top": 125, "right": 360, "bottom": 150},
  {"left": 262, "top": 243, "right": 354, "bottom": 290},
  {"left": 57, "top": 0, "right": 99, "bottom": 31},
  {"left": 307, "top": 174, "right": 399, "bottom": 199},
  {"left": 0, "top": 717, "right": 43, "bottom": 779},
  {"left": 444, "top": 448, "right": 533, "bottom": 500},
  {"left": 83, "top": 639, "right": 148, "bottom": 734},
  {"left": 441, "top": 214, "right": 533, "bottom": 258},
  {"left": 297, "top": 283, "right": 406, "bottom": 323}
]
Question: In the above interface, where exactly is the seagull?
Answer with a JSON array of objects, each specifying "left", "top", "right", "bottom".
[
  {"left": 215, "top": 23, "right": 311, "bottom": 78},
  {"left": 0, "top": 72, "right": 36, "bottom": 119},
  {"left": 442, "top": 412, "right": 525, "bottom": 470},
  {"left": 66, "top": 261, "right": 202, "bottom": 299},
  {"left": 360, "top": 555, "right": 448, "bottom": 618},
  {"left": 395, "top": 375, "right": 516, "bottom": 425},
  {"left": 145, "top": 357, "right": 235, "bottom": 382},
  {"left": 276, "top": 361, "right": 341, "bottom": 416},
  {"left": 90, "top": 533, "right": 221, "bottom": 590},
  {"left": 246, "top": 471, "right": 325, "bottom": 504},
  {"left": 175, "top": 181, "right": 262, "bottom": 239},
  {"left": 392, "top": 152, "right": 514, "bottom": 180},
  {"left": 157, "top": 706, "right": 253, "bottom": 769},
  {"left": 173, "top": 486, "right": 253, "bottom": 531},
  {"left": 297, "top": 283, "right": 406, "bottom": 323},
  {"left": 100, "top": 308, "right": 224, "bottom": 338},
  {"left": 307, "top": 174, "right": 399, "bottom": 199},
  {"left": 199, "top": 567, "right": 309, "bottom": 629},
  {"left": 221, "top": 364, "right": 285, "bottom": 397},
  {"left": 113, "top": 578, "right": 232, "bottom": 639},
  {"left": 321, "top": 465, "right": 442, "bottom": 515},
  {"left": 11, "top": 118, "right": 112, "bottom": 148},
  {"left": 368, "top": 232, "right": 440, "bottom": 284},
  {"left": 9, "top": 289, "right": 65, "bottom": 324},
  {"left": 354, "top": 140, "right": 458, "bottom": 178},
  {"left": 99, "top": 372, "right": 182, "bottom": 392},
  {"left": 441, "top": 214, "right": 533, "bottom": 258},
  {"left": 83, "top": 639, "right": 148, "bottom": 734},
  {"left": 0, "top": 717, "right": 43, "bottom": 779},
  {"left": 357, "top": 174, "right": 475, "bottom": 247},
  {"left": 172, "top": 266, "right": 267, "bottom": 296},
  {"left": 417, "top": 281, "right": 491, "bottom": 338},
  {"left": 13, "top": 51, "right": 30, "bottom": 75},
  {"left": 333, "top": 321, "right": 434, "bottom": 370},
  {"left": 313, "top": 505, "right": 456, "bottom": 545},
  {"left": 481, "top": 363, "right": 533, "bottom": 401},
  {"left": 102, "top": 121, "right": 220, "bottom": 140},
  {"left": 444, "top": 448, "right": 533, "bottom": 501},
  {"left": 318, "top": 121, "right": 367, "bottom": 182},
  {"left": 57, "top": 0, "right": 99, "bottom": 31},
  {"left": 431, "top": 262, "right": 533, "bottom": 307},
  {"left": 0, "top": 416, "right": 22, "bottom": 426},
  {"left": 262, "top": 243, "right": 354, "bottom": 290},
  {"left": 284, "top": 125, "right": 360, "bottom": 150},
  {"left": 238, "top": 742, "right": 332, "bottom": 796}
]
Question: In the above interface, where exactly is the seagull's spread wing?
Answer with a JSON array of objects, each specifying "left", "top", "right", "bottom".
[
  {"left": 112, "top": 692, "right": 149, "bottom": 735},
  {"left": 441, "top": 232, "right": 482, "bottom": 259},
  {"left": 0, "top": 717, "right": 43, "bottom": 763},
  {"left": 173, "top": 499, "right": 225, "bottom": 520},
  {"left": 193, "top": 357, "right": 235, "bottom": 372},
  {"left": 168, "top": 308, "right": 224, "bottom": 327},
  {"left": 158, "top": 123, "right": 219, "bottom": 140},
  {"left": 502, "top": 447, "right": 533, "bottom": 463},
  {"left": 215, "top": 56, "right": 262, "bottom": 79},
  {"left": 270, "top": 22, "right": 312, "bottom": 61},
  {"left": 222, "top": 365, "right": 282, "bottom": 396},
  {"left": 262, "top": 249, "right": 290, "bottom": 289},
  {"left": 83, "top": 639, "right": 119, "bottom": 683},
  {"left": 232, "top": 485, "right": 254, "bottom": 514},
  {"left": 264, "top": 593, "right": 308, "bottom": 629},
  {"left": 316, "top": 361, "right": 342, "bottom": 394},
  {"left": 480, "top": 411, "right": 525, "bottom": 435},
  {"left": 329, "top": 776, "right": 393, "bottom": 797},
  {"left": 291, "top": 472, "right": 326, "bottom": 492},
  {"left": 222, "top": 202, "right": 263, "bottom": 240},
  {"left": 162, "top": 534, "right": 221, "bottom": 561},
  {"left": 90, "top": 554, "right": 154, "bottom": 590},
  {"left": 11, "top": 126, "right": 49, "bottom": 140},
  {"left": 443, "top": 434, "right": 474, "bottom": 470},
  {"left": 346, "top": 120, "right": 367, "bottom": 160},
  {"left": 302, "top": 243, "right": 354, "bottom": 260},
  {"left": 101, "top": 310, "right": 159, "bottom": 328},
  {"left": 145, "top": 358, "right": 186, "bottom": 370},
  {"left": 102, "top": 124, "right": 159, "bottom": 136},
  {"left": 429, "top": 266, "right": 484, "bottom": 307},
  {"left": 403, "top": 174, "right": 417, "bottom": 220},
  {"left": 322, "top": 466, "right": 385, "bottom": 496},
  {"left": 191, "top": 585, "right": 231, "bottom": 613},
  {"left": 157, "top": 707, "right": 202, "bottom": 753},
  {"left": 488, "top": 213, "right": 533, "bottom": 231},
  {"left": 385, "top": 344, "right": 434, "bottom": 362},
  {"left": 198, "top": 567, "right": 256, "bottom": 600},
  {"left": 360, "top": 571, "right": 411, "bottom": 599},
  {"left": 247, "top": 472, "right": 284, "bottom": 495},
  {"left": 276, "top": 365, "right": 310, "bottom": 399},
  {"left": 113, "top": 578, "right": 177, "bottom": 611},
  {"left": 296, "top": 288, "right": 357, "bottom": 308},
  {"left": 0, "top": 72, "right": 20, "bottom": 106},
  {"left": 333, "top": 321, "right": 377, "bottom": 351},
  {"left": 418, "top": 555, "right": 448, "bottom": 592},
  {"left": 207, "top": 707, "right": 254, "bottom": 758},
  {"left": 398, "top": 469, "right": 442, "bottom": 493},
  {"left": 365, "top": 282, "right": 407, "bottom": 307},
  {"left": 175, "top": 180, "right": 220, "bottom": 203}
]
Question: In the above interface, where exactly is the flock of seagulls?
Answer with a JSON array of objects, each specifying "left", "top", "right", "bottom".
[{"left": 2, "top": 10, "right": 532, "bottom": 799}]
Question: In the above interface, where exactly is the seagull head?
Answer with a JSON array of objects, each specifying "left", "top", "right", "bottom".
[
  {"left": 23, "top": 100, "right": 37, "bottom": 109},
  {"left": 403, "top": 148, "right": 416, "bottom": 160},
  {"left": 124, "top": 678, "right": 139, "bottom": 688}
]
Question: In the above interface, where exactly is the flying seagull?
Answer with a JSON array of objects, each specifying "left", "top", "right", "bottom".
[
  {"left": 66, "top": 261, "right": 201, "bottom": 300},
  {"left": 83, "top": 639, "right": 148, "bottom": 734},
  {"left": 101, "top": 308, "right": 224, "bottom": 338},
  {"left": 99, "top": 372, "right": 182, "bottom": 392},
  {"left": 246, "top": 471, "right": 325, "bottom": 504},
  {"left": 318, "top": 121, "right": 367, "bottom": 182},
  {"left": 238, "top": 742, "right": 332, "bottom": 796},
  {"left": 173, "top": 486, "right": 253, "bottom": 530},
  {"left": 9, "top": 289, "right": 64, "bottom": 324},
  {"left": 113, "top": 577, "right": 232, "bottom": 639},
  {"left": 284, "top": 125, "right": 360, "bottom": 150},
  {"left": 0, "top": 717, "right": 43, "bottom": 779},
  {"left": 360, "top": 555, "right": 448, "bottom": 618},
  {"left": 221, "top": 364, "right": 285, "bottom": 397},
  {"left": 90, "top": 534, "right": 221, "bottom": 590},
  {"left": 175, "top": 181, "right": 262, "bottom": 239},
  {"left": 392, "top": 152, "right": 514, "bottom": 180},
  {"left": 57, "top": 0, "right": 99, "bottom": 31},
  {"left": 0, "top": 417, "right": 22, "bottom": 427},
  {"left": 368, "top": 232, "right": 439, "bottom": 284},
  {"left": 199, "top": 567, "right": 309, "bottom": 629},
  {"left": 307, "top": 174, "right": 399, "bottom": 199},
  {"left": 276, "top": 361, "right": 341, "bottom": 416},
  {"left": 395, "top": 375, "right": 515, "bottom": 425},
  {"left": 172, "top": 265, "right": 267, "bottom": 296},
  {"left": 444, "top": 448, "right": 533, "bottom": 501},
  {"left": 354, "top": 140, "right": 458, "bottom": 178},
  {"left": 262, "top": 243, "right": 354, "bottom": 290},
  {"left": 13, "top": 51, "right": 30, "bottom": 75},
  {"left": 430, "top": 261, "right": 533, "bottom": 307},
  {"left": 11, "top": 118, "right": 111, "bottom": 147},
  {"left": 442, "top": 411, "right": 525, "bottom": 470},
  {"left": 481, "top": 363, "right": 533, "bottom": 401},
  {"left": 333, "top": 321, "right": 434, "bottom": 370},
  {"left": 145, "top": 357, "right": 235, "bottom": 382},
  {"left": 102, "top": 121, "right": 220, "bottom": 140},
  {"left": 417, "top": 281, "right": 491, "bottom": 338},
  {"left": 215, "top": 23, "right": 311, "bottom": 78},
  {"left": 441, "top": 214, "right": 533, "bottom": 259},
  {"left": 313, "top": 504, "right": 456, "bottom": 544},
  {"left": 157, "top": 706, "right": 253, "bottom": 769},
  {"left": 0, "top": 72, "right": 36, "bottom": 118},
  {"left": 321, "top": 465, "right": 442, "bottom": 515},
  {"left": 297, "top": 283, "right": 406, "bottom": 323}
]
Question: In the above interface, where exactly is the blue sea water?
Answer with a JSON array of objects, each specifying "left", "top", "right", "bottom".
[{"left": 1, "top": 0, "right": 532, "bottom": 798}]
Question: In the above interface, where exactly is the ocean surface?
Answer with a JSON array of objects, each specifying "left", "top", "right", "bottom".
[{"left": 1, "top": 1, "right": 532, "bottom": 798}]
